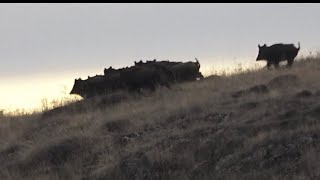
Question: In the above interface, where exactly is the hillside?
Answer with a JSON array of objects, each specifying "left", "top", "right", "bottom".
[{"left": 0, "top": 56, "right": 320, "bottom": 180}]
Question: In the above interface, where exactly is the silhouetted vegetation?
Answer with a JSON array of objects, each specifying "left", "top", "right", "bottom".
[{"left": 1, "top": 55, "right": 320, "bottom": 180}]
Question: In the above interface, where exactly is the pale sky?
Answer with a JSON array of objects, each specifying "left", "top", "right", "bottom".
[{"left": 1, "top": 3, "right": 320, "bottom": 111}]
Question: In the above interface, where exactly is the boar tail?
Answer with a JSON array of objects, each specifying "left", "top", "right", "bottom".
[{"left": 195, "top": 58, "right": 200, "bottom": 69}]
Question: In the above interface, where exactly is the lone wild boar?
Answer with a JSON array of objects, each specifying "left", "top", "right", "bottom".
[{"left": 256, "top": 42, "right": 300, "bottom": 69}]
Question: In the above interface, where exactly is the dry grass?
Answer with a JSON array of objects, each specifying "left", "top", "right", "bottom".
[{"left": 1, "top": 55, "right": 320, "bottom": 180}]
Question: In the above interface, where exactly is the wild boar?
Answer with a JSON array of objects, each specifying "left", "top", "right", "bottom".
[{"left": 256, "top": 42, "right": 300, "bottom": 69}]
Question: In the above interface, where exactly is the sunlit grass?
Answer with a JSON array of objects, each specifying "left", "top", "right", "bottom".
[
  {"left": 1, "top": 93, "right": 82, "bottom": 116},
  {"left": 0, "top": 74, "right": 83, "bottom": 116},
  {"left": 0, "top": 54, "right": 319, "bottom": 179},
  {"left": 1, "top": 61, "right": 259, "bottom": 116},
  {"left": 1, "top": 53, "right": 319, "bottom": 116}
]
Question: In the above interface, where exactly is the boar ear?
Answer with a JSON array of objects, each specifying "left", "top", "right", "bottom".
[{"left": 258, "top": 44, "right": 261, "bottom": 48}]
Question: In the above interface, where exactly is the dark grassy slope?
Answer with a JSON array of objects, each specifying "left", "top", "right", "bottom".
[{"left": 0, "top": 56, "right": 319, "bottom": 180}]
